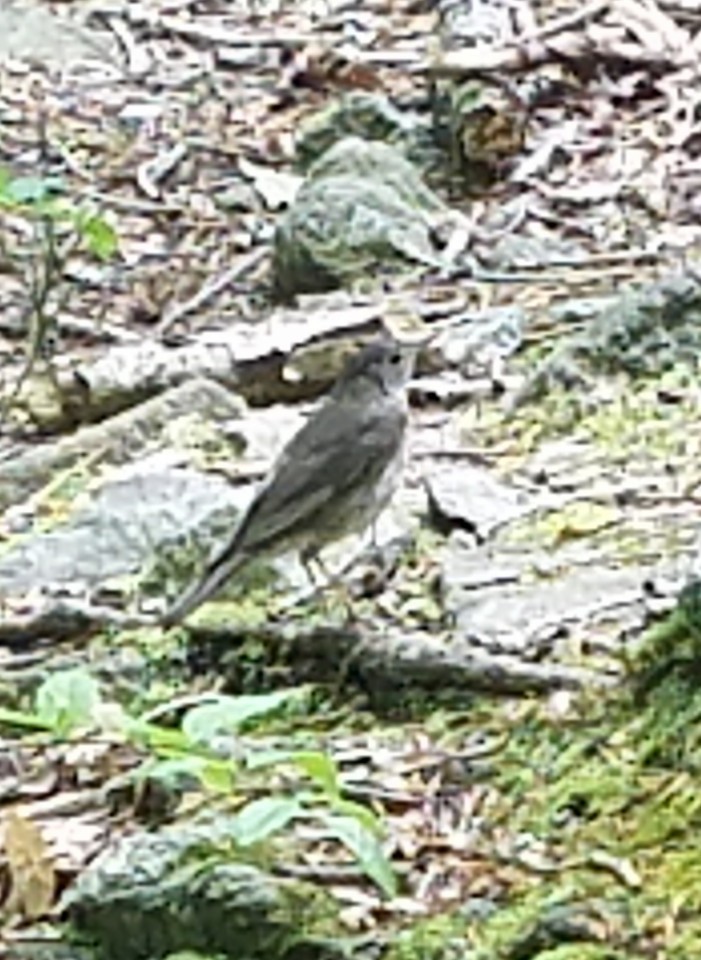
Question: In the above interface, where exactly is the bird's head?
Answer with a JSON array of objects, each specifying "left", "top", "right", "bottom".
[{"left": 334, "top": 337, "right": 418, "bottom": 400}]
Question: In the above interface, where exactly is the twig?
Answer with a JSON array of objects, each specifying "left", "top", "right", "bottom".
[
  {"left": 127, "top": 9, "right": 314, "bottom": 49},
  {"left": 157, "top": 246, "right": 268, "bottom": 334},
  {"left": 519, "top": 0, "right": 610, "bottom": 43},
  {"left": 136, "top": 142, "right": 188, "bottom": 199},
  {"left": 101, "top": 11, "right": 152, "bottom": 76}
]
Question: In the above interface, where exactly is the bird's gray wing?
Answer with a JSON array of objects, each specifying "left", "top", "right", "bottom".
[
  {"left": 162, "top": 399, "right": 404, "bottom": 625},
  {"left": 214, "top": 397, "right": 406, "bottom": 562}
]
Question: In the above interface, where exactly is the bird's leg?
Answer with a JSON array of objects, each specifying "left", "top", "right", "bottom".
[
  {"left": 274, "top": 549, "right": 336, "bottom": 615},
  {"left": 277, "top": 550, "right": 360, "bottom": 623},
  {"left": 330, "top": 526, "right": 397, "bottom": 600},
  {"left": 301, "top": 550, "right": 333, "bottom": 591},
  {"left": 301, "top": 548, "right": 357, "bottom": 622},
  {"left": 332, "top": 528, "right": 375, "bottom": 581}
]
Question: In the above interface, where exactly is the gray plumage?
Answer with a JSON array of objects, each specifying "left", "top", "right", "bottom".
[{"left": 162, "top": 337, "right": 415, "bottom": 626}]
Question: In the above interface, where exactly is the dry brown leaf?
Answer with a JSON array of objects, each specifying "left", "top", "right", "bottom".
[{"left": 2, "top": 810, "right": 56, "bottom": 920}]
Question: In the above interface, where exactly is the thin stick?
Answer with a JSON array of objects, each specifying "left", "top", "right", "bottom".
[{"left": 157, "top": 247, "right": 268, "bottom": 335}]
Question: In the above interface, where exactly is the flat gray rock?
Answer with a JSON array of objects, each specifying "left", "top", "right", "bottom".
[
  {"left": 0, "top": 2, "right": 118, "bottom": 66},
  {"left": 0, "top": 455, "right": 247, "bottom": 594},
  {"left": 440, "top": 538, "right": 653, "bottom": 655},
  {"left": 425, "top": 461, "right": 538, "bottom": 540}
]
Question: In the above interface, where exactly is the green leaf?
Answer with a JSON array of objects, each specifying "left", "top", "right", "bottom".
[
  {"left": 126, "top": 722, "right": 237, "bottom": 792},
  {"left": 127, "top": 718, "right": 193, "bottom": 754},
  {"left": 0, "top": 706, "right": 54, "bottom": 732},
  {"left": 6, "top": 175, "right": 63, "bottom": 204},
  {"left": 182, "top": 688, "right": 307, "bottom": 743},
  {"left": 452, "top": 83, "right": 482, "bottom": 115},
  {"left": 198, "top": 760, "right": 236, "bottom": 793},
  {"left": 0, "top": 171, "right": 16, "bottom": 207},
  {"left": 288, "top": 751, "right": 340, "bottom": 797},
  {"left": 240, "top": 748, "right": 340, "bottom": 799},
  {"left": 135, "top": 755, "right": 210, "bottom": 788},
  {"left": 163, "top": 953, "right": 222, "bottom": 960},
  {"left": 34, "top": 668, "right": 102, "bottom": 735},
  {"left": 230, "top": 796, "right": 302, "bottom": 846},
  {"left": 330, "top": 797, "right": 383, "bottom": 833},
  {"left": 245, "top": 747, "right": 297, "bottom": 770},
  {"left": 321, "top": 814, "right": 397, "bottom": 899},
  {"left": 78, "top": 214, "right": 118, "bottom": 261}
]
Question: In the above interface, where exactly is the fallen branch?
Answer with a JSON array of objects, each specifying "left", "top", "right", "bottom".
[
  {"left": 190, "top": 622, "right": 618, "bottom": 695},
  {"left": 0, "top": 600, "right": 152, "bottom": 647},
  {"left": 26, "top": 302, "right": 387, "bottom": 431}
]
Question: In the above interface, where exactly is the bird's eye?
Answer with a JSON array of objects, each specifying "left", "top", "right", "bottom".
[{"left": 389, "top": 352, "right": 401, "bottom": 365}]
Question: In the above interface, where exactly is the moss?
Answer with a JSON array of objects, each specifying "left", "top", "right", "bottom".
[
  {"left": 476, "top": 353, "right": 701, "bottom": 474},
  {"left": 472, "top": 887, "right": 618, "bottom": 959},
  {"left": 164, "top": 953, "right": 227, "bottom": 960},
  {"left": 480, "top": 384, "right": 589, "bottom": 451},
  {"left": 459, "top": 576, "right": 701, "bottom": 957},
  {"left": 384, "top": 914, "right": 471, "bottom": 960},
  {"left": 534, "top": 947, "right": 629, "bottom": 960},
  {"left": 505, "top": 501, "right": 619, "bottom": 552}
]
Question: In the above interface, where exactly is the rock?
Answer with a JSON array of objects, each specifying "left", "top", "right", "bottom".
[
  {"left": 517, "top": 272, "right": 701, "bottom": 407},
  {"left": 63, "top": 824, "right": 345, "bottom": 960},
  {"left": 439, "top": 537, "right": 652, "bottom": 657},
  {"left": 427, "top": 305, "right": 525, "bottom": 374},
  {"left": 482, "top": 231, "right": 587, "bottom": 271},
  {"left": 0, "top": 379, "right": 245, "bottom": 514},
  {"left": 272, "top": 137, "right": 457, "bottom": 299},
  {"left": 0, "top": 454, "right": 247, "bottom": 595},
  {"left": 295, "top": 92, "right": 422, "bottom": 169},
  {"left": 424, "top": 461, "right": 536, "bottom": 541},
  {"left": 0, "top": 1, "right": 118, "bottom": 67},
  {"left": 0, "top": 380, "right": 248, "bottom": 601}
]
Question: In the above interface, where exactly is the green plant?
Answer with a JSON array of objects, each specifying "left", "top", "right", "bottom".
[
  {"left": 0, "top": 170, "right": 118, "bottom": 261},
  {"left": 0, "top": 169, "right": 118, "bottom": 423},
  {"left": 0, "top": 668, "right": 396, "bottom": 898}
]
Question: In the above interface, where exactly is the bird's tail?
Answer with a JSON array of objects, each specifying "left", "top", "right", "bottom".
[{"left": 160, "top": 552, "right": 247, "bottom": 627}]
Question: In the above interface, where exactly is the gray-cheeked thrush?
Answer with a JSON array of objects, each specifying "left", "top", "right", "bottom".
[{"left": 161, "top": 336, "right": 417, "bottom": 626}]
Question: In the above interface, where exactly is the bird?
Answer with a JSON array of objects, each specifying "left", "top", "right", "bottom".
[{"left": 161, "top": 335, "right": 417, "bottom": 626}]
